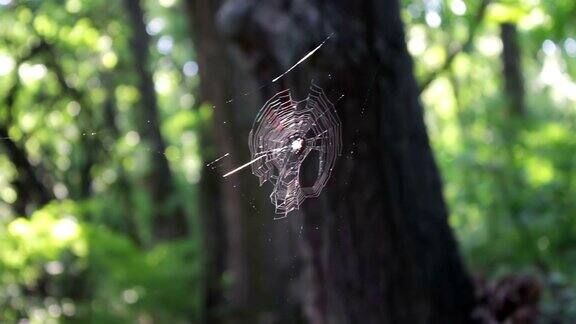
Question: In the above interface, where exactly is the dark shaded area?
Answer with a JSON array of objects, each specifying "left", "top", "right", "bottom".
[{"left": 299, "top": 150, "right": 320, "bottom": 188}]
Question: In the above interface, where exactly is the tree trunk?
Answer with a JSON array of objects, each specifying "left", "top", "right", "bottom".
[
  {"left": 123, "top": 0, "right": 189, "bottom": 241},
  {"left": 500, "top": 23, "right": 525, "bottom": 116},
  {"left": 185, "top": 0, "right": 252, "bottom": 320},
  {"left": 498, "top": 24, "right": 547, "bottom": 272},
  {"left": 186, "top": 1, "right": 305, "bottom": 323},
  {"left": 218, "top": 0, "right": 475, "bottom": 323}
]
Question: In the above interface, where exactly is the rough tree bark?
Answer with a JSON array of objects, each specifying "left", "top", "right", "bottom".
[
  {"left": 123, "top": 0, "right": 189, "bottom": 241},
  {"left": 186, "top": 0, "right": 304, "bottom": 323},
  {"left": 217, "top": 1, "right": 475, "bottom": 323}
]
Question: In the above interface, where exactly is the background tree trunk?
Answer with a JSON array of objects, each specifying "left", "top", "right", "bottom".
[
  {"left": 217, "top": 0, "right": 475, "bottom": 323},
  {"left": 186, "top": 0, "right": 305, "bottom": 323},
  {"left": 186, "top": 0, "right": 254, "bottom": 320},
  {"left": 123, "top": 0, "right": 189, "bottom": 241},
  {"left": 500, "top": 23, "right": 525, "bottom": 116}
]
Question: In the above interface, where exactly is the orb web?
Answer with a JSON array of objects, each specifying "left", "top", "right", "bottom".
[{"left": 248, "top": 83, "right": 342, "bottom": 217}]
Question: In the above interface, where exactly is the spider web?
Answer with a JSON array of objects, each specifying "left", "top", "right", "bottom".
[{"left": 248, "top": 83, "right": 342, "bottom": 217}]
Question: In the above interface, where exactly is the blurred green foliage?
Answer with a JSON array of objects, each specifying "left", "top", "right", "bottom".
[
  {"left": 0, "top": 0, "right": 203, "bottom": 322},
  {"left": 403, "top": 0, "right": 576, "bottom": 320},
  {"left": 0, "top": 202, "right": 200, "bottom": 322},
  {"left": 0, "top": 0, "right": 575, "bottom": 322}
]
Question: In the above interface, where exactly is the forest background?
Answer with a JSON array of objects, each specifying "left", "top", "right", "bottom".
[{"left": 0, "top": 0, "right": 575, "bottom": 323}]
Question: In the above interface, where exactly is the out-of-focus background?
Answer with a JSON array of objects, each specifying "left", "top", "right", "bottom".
[{"left": 0, "top": 0, "right": 575, "bottom": 323}]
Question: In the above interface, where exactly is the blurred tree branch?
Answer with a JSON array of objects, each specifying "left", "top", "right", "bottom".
[
  {"left": 418, "top": 0, "right": 491, "bottom": 94},
  {"left": 40, "top": 41, "right": 100, "bottom": 198},
  {"left": 0, "top": 41, "right": 54, "bottom": 214}
]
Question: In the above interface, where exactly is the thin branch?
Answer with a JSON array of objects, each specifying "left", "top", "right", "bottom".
[{"left": 418, "top": 0, "right": 491, "bottom": 94}]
